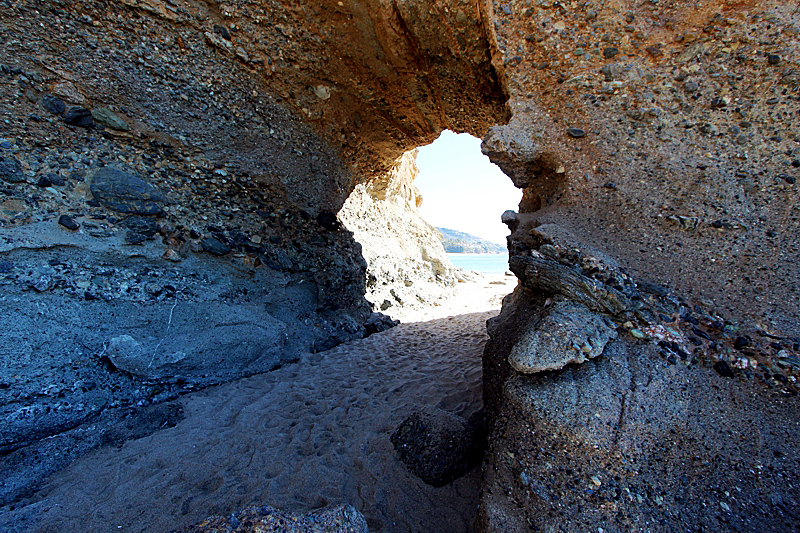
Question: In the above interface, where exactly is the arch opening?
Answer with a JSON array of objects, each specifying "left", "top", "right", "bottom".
[{"left": 339, "top": 130, "right": 522, "bottom": 321}]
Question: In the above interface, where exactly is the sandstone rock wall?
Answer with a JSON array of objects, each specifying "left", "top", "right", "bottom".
[
  {"left": 479, "top": 1, "right": 800, "bottom": 530},
  {"left": 485, "top": 0, "right": 800, "bottom": 337}
]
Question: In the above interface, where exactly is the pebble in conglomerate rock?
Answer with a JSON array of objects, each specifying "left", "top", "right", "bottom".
[
  {"left": 508, "top": 296, "right": 618, "bottom": 374},
  {"left": 0, "top": 156, "right": 25, "bottom": 183},
  {"left": 200, "top": 236, "right": 231, "bottom": 255},
  {"left": 90, "top": 167, "right": 165, "bottom": 215},
  {"left": 41, "top": 94, "right": 65, "bottom": 115},
  {"left": 32, "top": 275, "right": 52, "bottom": 293},
  {"left": 91, "top": 108, "right": 129, "bottom": 131},
  {"left": 603, "top": 47, "right": 619, "bottom": 59},
  {"left": 58, "top": 214, "right": 79, "bottom": 230},
  {"left": 37, "top": 173, "right": 65, "bottom": 188}
]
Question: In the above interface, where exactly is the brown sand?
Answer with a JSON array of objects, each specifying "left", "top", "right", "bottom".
[{"left": 4, "top": 275, "right": 516, "bottom": 533}]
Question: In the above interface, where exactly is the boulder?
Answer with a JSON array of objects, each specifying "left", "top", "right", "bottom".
[
  {"left": 391, "top": 405, "right": 484, "bottom": 487},
  {"left": 106, "top": 303, "right": 287, "bottom": 382},
  {"left": 90, "top": 167, "right": 165, "bottom": 215}
]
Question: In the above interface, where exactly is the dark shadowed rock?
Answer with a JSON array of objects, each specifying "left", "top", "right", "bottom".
[
  {"left": 713, "top": 359, "right": 735, "bottom": 377},
  {"left": 200, "top": 236, "right": 231, "bottom": 255},
  {"left": 391, "top": 405, "right": 484, "bottom": 487},
  {"left": 316, "top": 210, "right": 342, "bottom": 231},
  {"left": 0, "top": 402, "right": 184, "bottom": 506},
  {"left": 120, "top": 216, "right": 159, "bottom": 244},
  {"left": 64, "top": 107, "right": 93, "bottom": 128},
  {"left": 0, "top": 155, "right": 25, "bottom": 183},
  {"left": 37, "top": 173, "right": 64, "bottom": 187},
  {"left": 90, "top": 167, "right": 165, "bottom": 215},
  {"left": 363, "top": 312, "right": 398, "bottom": 336},
  {"left": 57, "top": 214, "right": 79, "bottom": 230},
  {"left": 41, "top": 94, "right": 65, "bottom": 115}
]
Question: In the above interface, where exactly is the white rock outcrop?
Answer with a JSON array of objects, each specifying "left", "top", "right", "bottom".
[{"left": 340, "top": 150, "right": 459, "bottom": 319}]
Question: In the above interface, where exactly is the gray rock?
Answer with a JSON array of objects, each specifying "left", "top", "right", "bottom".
[
  {"left": 174, "top": 504, "right": 369, "bottom": 533},
  {"left": 391, "top": 405, "right": 484, "bottom": 487},
  {"left": 41, "top": 94, "right": 66, "bottom": 115},
  {"left": 0, "top": 156, "right": 25, "bottom": 183},
  {"left": 508, "top": 297, "right": 617, "bottom": 373},
  {"left": 106, "top": 303, "right": 287, "bottom": 381},
  {"left": 91, "top": 108, "right": 130, "bottom": 131},
  {"left": 90, "top": 167, "right": 165, "bottom": 215},
  {"left": 200, "top": 236, "right": 231, "bottom": 255},
  {"left": 510, "top": 254, "right": 629, "bottom": 315}
]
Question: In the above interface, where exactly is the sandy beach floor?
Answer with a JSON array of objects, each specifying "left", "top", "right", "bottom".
[{"left": 2, "top": 273, "right": 517, "bottom": 533}]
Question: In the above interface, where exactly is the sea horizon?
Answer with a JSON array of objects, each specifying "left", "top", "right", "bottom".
[{"left": 447, "top": 251, "right": 510, "bottom": 274}]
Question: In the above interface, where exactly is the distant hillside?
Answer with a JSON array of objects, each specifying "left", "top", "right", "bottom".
[{"left": 436, "top": 227, "right": 506, "bottom": 254}]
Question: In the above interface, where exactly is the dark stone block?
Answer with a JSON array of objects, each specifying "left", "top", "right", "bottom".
[
  {"left": 391, "top": 406, "right": 485, "bottom": 487},
  {"left": 200, "top": 237, "right": 231, "bottom": 256},
  {"left": 90, "top": 167, "right": 165, "bottom": 215},
  {"left": 64, "top": 107, "right": 93, "bottom": 128}
]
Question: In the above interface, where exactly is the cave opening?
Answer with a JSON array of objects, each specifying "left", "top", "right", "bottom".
[
  {"left": 339, "top": 130, "right": 521, "bottom": 321},
  {"left": 415, "top": 130, "right": 522, "bottom": 256}
]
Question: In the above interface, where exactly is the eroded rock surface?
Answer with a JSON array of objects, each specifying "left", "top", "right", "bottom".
[
  {"left": 508, "top": 296, "right": 617, "bottom": 374},
  {"left": 175, "top": 504, "right": 369, "bottom": 533},
  {"left": 1, "top": 0, "right": 800, "bottom": 531},
  {"left": 481, "top": 331, "right": 800, "bottom": 533}
]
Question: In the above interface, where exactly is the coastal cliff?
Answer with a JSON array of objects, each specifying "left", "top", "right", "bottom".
[{"left": 340, "top": 150, "right": 459, "bottom": 319}]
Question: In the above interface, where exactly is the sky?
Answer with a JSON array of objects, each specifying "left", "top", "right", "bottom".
[{"left": 414, "top": 130, "right": 522, "bottom": 245}]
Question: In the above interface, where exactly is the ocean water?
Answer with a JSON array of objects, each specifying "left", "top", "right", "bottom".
[{"left": 447, "top": 252, "right": 510, "bottom": 274}]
